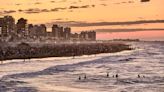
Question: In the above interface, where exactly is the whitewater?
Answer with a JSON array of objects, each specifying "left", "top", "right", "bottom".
[{"left": 0, "top": 41, "right": 164, "bottom": 92}]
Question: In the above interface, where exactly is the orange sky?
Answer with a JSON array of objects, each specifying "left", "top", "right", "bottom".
[{"left": 0, "top": 0, "right": 164, "bottom": 40}]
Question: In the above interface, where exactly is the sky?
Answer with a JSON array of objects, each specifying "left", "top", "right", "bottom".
[{"left": 0, "top": 0, "right": 164, "bottom": 40}]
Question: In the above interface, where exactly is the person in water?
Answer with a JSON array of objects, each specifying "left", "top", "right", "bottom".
[
  {"left": 116, "top": 74, "right": 118, "bottom": 78},
  {"left": 138, "top": 74, "right": 140, "bottom": 78},
  {"left": 79, "top": 76, "right": 81, "bottom": 80},
  {"left": 84, "top": 74, "right": 87, "bottom": 79},
  {"left": 107, "top": 72, "right": 109, "bottom": 77}
]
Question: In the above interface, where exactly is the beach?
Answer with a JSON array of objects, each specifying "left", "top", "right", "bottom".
[{"left": 0, "top": 41, "right": 164, "bottom": 92}]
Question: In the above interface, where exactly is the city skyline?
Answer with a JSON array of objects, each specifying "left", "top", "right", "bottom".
[
  {"left": 0, "top": 0, "right": 164, "bottom": 40},
  {"left": 0, "top": 15, "right": 96, "bottom": 42}
]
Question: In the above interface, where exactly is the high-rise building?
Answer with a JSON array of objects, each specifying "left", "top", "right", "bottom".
[
  {"left": 71, "top": 33, "right": 79, "bottom": 40},
  {"left": 80, "top": 31, "right": 88, "bottom": 40},
  {"left": 3, "top": 16, "right": 15, "bottom": 35},
  {"left": 40, "top": 24, "right": 47, "bottom": 37},
  {"left": 0, "top": 16, "right": 15, "bottom": 37},
  {"left": 80, "top": 31, "right": 96, "bottom": 41},
  {"left": 64, "top": 27, "right": 71, "bottom": 40},
  {"left": 16, "top": 18, "right": 27, "bottom": 36},
  {"left": 59, "top": 26, "right": 64, "bottom": 39},
  {"left": 28, "top": 24, "right": 33, "bottom": 36},
  {"left": 0, "top": 18, "right": 7, "bottom": 37},
  {"left": 88, "top": 31, "right": 96, "bottom": 41},
  {"left": 46, "top": 31, "right": 52, "bottom": 37},
  {"left": 28, "top": 24, "right": 47, "bottom": 37},
  {"left": 31, "top": 25, "right": 39, "bottom": 37},
  {"left": 52, "top": 25, "right": 63, "bottom": 39}
]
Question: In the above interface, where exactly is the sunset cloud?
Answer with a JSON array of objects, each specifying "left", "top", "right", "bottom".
[
  {"left": 47, "top": 20, "right": 164, "bottom": 27},
  {"left": 95, "top": 28, "right": 164, "bottom": 33},
  {"left": 50, "top": 1, "right": 55, "bottom": 3},
  {"left": 50, "top": 7, "right": 67, "bottom": 12},
  {"left": 23, "top": 8, "right": 51, "bottom": 14},
  {"left": 0, "top": 10, "right": 16, "bottom": 15},
  {"left": 15, "top": 3, "right": 21, "bottom": 6},
  {"left": 24, "top": 8, "right": 41, "bottom": 14},
  {"left": 114, "top": 1, "right": 135, "bottom": 4},
  {"left": 34, "top": 2, "right": 41, "bottom": 5},
  {"left": 3, "top": 10, "right": 16, "bottom": 14},
  {"left": 100, "top": 4, "right": 107, "bottom": 6},
  {"left": 16, "top": 4, "right": 95, "bottom": 14},
  {"left": 69, "top": 5, "right": 90, "bottom": 9}
]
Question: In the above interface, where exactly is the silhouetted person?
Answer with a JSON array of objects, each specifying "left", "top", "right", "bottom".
[
  {"left": 79, "top": 76, "right": 81, "bottom": 80},
  {"left": 107, "top": 72, "right": 109, "bottom": 77},
  {"left": 73, "top": 53, "right": 75, "bottom": 59},
  {"left": 84, "top": 75, "right": 87, "bottom": 79},
  {"left": 143, "top": 75, "right": 145, "bottom": 78},
  {"left": 138, "top": 74, "right": 140, "bottom": 78},
  {"left": 116, "top": 74, "right": 118, "bottom": 78}
]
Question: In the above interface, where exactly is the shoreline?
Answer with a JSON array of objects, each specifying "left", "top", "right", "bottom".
[{"left": 0, "top": 42, "right": 132, "bottom": 61}]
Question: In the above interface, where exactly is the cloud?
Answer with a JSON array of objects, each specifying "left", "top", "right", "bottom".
[
  {"left": 50, "top": 0, "right": 67, "bottom": 3},
  {"left": 0, "top": 10, "right": 16, "bottom": 15},
  {"left": 80, "top": 5, "right": 90, "bottom": 8},
  {"left": 50, "top": 7, "right": 67, "bottom": 12},
  {"left": 24, "top": 8, "right": 41, "bottom": 14},
  {"left": 92, "top": 5, "right": 95, "bottom": 7},
  {"left": 69, "top": 5, "right": 93, "bottom": 9},
  {"left": 51, "top": 0, "right": 67, "bottom": 3},
  {"left": 1, "top": 4, "right": 95, "bottom": 15},
  {"left": 15, "top": 3, "right": 21, "bottom": 6},
  {"left": 34, "top": 2, "right": 41, "bottom": 5},
  {"left": 46, "top": 21, "right": 85, "bottom": 27},
  {"left": 100, "top": 0, "right": 107, "bottom": 1},
  {"left": 141, "top": 0, "right": 150, "bottom": 2},
  {"left": 71, "top": 2, "right": 78, "bottom": 4},
  {"left": 41, "top": 9, "right": 50, "bottom": 12},
  {"left": 114, "top": 1, "right": 135, "bottom": 4},
  {"left": 100, "top": 4, "right": 107, "bottom": 6},
  {"left": 46, "top": 20, "right": 164, "bottom": 27},
  {"left": 23, "top": 8, "right": 50, "bottom": 14},
  {"left": 50, "top": 1, "right": 55, "bottom": 3},
  {"left": 94, "top": 28, "right": 164, "bottom": 33},
  {"left": 60, "top": 20, "right": 164, "bottom": 27},
  {"left": 59, "top": 0, "right": 67, "bottom": 3},
  {"left": 22, "top": 4, "right": 92, "bottom": 14},
  {"left": 69, "top": 6, "right": 80, "bottom": 9},
  {"left": 128, "top": 1, "right": 134, "bottom": 3},
  {"left": 53, "top": 18, "right": 63, "bottom": 20},
  {"left": 3, "top": 10, "right": 16, "bottom": 14}
]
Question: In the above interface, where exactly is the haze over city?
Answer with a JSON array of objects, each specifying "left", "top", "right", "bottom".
[{"left": 0, "top": 0, "right": 164, "bottom": 40}]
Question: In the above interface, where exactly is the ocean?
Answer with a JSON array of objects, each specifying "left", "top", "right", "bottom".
[{"left": 0, "top": 41, "right": 164, "bottom": 92}]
